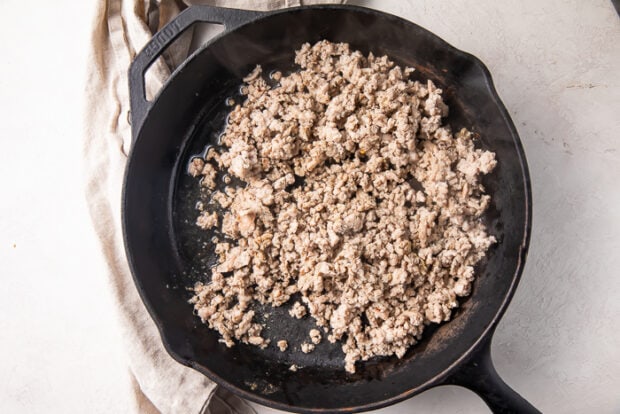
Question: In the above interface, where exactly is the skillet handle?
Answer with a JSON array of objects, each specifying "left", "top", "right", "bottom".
[
  {"left": 446, "top": 335, "right": 541, "bottom": 413},
  {"left": 128, "top": 6, "right": 265, "bottom": 136}
]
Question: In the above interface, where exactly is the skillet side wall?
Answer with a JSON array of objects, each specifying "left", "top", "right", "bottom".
[{"left": 123, "top": 6, "right": 529, "bottom": 411}]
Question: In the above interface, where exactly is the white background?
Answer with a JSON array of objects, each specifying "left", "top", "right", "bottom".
[{"left": 0, "top": 0, "right": 618, "bottom": 413}]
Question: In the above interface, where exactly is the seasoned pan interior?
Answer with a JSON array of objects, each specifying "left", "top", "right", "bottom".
[{"left": 123, "top": 6, "right": 529, "bottom": 412}]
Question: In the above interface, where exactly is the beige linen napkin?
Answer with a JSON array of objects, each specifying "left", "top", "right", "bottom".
[{"left": 83, "top": 0, "right": 343, "bottom": 413}]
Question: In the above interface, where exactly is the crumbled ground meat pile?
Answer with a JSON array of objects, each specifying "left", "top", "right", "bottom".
[{"left": 189, "top": 40, "right": 496, "bottom": 373}]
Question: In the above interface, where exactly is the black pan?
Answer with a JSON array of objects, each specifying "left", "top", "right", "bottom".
[{"left": 124, "top": 5, "right": 538, "bottom": 413}]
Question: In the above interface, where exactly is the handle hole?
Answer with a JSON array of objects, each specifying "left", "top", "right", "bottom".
[
  {"left": 188, "top": 22, "right": 226, "bottom": 55},
  {"left": 430, "top": 385, "right": 492, "bottom": 412},
  {"left": 143, "top": 22, "right": 225, "bottom": 102}
]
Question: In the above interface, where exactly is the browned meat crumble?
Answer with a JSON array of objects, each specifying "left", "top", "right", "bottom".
[{"left": 189, "top": 40, "right": 496, "bottom": 373}]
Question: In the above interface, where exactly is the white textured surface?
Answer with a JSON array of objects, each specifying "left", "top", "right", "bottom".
[
  {"left": 0, "top": 0, "right": 618, "bottom": 413},
  {"left": 0, "top": 1, "right": 133, "bottom": 413}
]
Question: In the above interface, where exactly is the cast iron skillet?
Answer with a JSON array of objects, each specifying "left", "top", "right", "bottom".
[{"left": 124, "top": 5, "right": 539, "bottom": 413}]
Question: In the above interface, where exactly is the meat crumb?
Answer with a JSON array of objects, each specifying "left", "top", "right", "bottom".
[
  {"left": 200, "top": 163, "right": 217, "bottom": 190},
  {"left": 277, "top": 340, "right": 288, "bottom": 352},
  {"left": 188, "top": 158, "right": 204, "bottom": 177},
  {"left": 196, "top": 211, "right": 218, "bottom": 230},
  {"left": 309, "top": 329, "right": 322, "bottom": 345},
  {"left": 189, "top": 41, "right": 497, "bottom": 373},
  {"left": 289, "top": 301, "right": 307, "bottom": 319}
]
